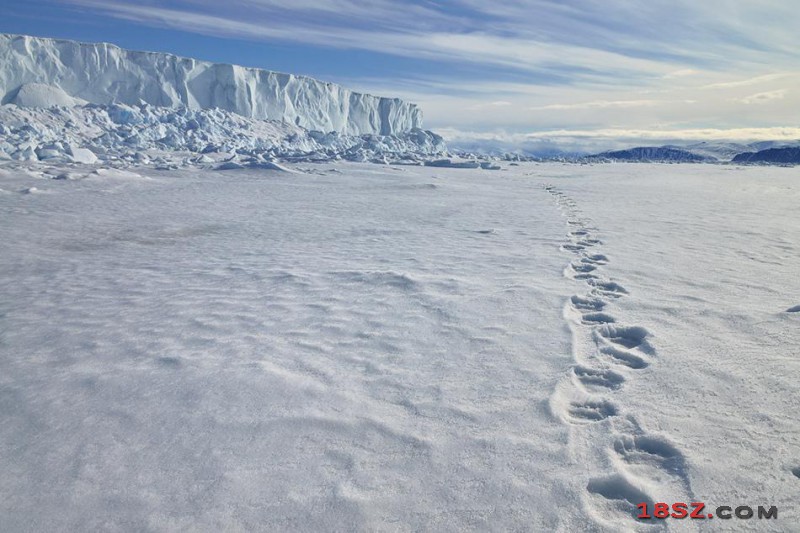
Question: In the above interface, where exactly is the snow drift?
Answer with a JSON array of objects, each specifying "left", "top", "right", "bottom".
[{"left": 0, "top": 33, "right": 422, "bottom": 135}]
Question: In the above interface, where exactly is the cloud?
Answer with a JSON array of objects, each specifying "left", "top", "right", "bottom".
[
  {"left": 52, "top": 0, "right": 800, "bottom": 141},
  {"left": 61, "top": 0, "right": 687, "bottom": 86},
  {"left": 468, "top": 101, "right": 513, "bottom": 110},
  {"left": 530, "top": 99, "right": 662, "bottom": 111},
  {"left": 440, "top": 126, "right": 800, "bottom": 155},
  {"left": 517, "top": 127, "right": 800, "bottom": 141},
  {"left": 663, "top": 69, "right": 699, "bottom": 78},
  {"left": 60, "top": 0, "right": 800, "bottom": 83},
  {"left": 736, "top": 89, "right": 788, "bottom": 105},
  {"left": 700, "top": 73, "right": 790, "bottom": 90}
]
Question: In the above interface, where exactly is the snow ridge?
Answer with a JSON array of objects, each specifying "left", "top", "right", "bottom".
[{"left": 0, "top": 33, "right": 422, "bottom": 136}]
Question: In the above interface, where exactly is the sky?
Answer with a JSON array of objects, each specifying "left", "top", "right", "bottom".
[{"left": 2, "top": 0, "right": 800, "bottom": 152}]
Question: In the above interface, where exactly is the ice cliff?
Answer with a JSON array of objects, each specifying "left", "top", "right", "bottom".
[{"left": 0, "top": 33, "right": 422, "bottom": 135}]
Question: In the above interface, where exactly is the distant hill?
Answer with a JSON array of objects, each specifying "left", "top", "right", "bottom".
[
  {"left": 591, "top": 146, "right": 711, "bottom": 162},
  {"left": 732, "top": 146, "right": 800, "bottom": 164}
]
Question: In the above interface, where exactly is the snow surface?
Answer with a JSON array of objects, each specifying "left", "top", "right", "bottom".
[
  {"left": 0, "top": 34, "right": 422, "bottom": 135},
  {"left": 1, "top": 161, "right": 799, "bottom": 531}
]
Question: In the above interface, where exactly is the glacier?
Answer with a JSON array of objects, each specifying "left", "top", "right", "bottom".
[{"left": 0, "top": 33, "right": 422, "bottom": 136}]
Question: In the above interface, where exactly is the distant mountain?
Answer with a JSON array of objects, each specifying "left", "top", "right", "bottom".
[
  {"left": 732, "top": 146, "right": 800, "bottom": 164},
  {"left": 591, "top": 146, "right": 711, "bottom": 162},
  {"left": 675, "top": 142, "right": 751, "bottom": 161}
]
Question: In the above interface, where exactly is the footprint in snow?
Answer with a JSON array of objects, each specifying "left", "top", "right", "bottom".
[
  {"left": 570, "top": 295, "right": 606, "bottom": 312},
  {"left": 593, "top": 325, "right": 653, "bottom": 369},
  {"left": 573, "top": 365, "right": 625, "bottom": 391},
  {"left": 582, "top": 254, "right": 609, "bottom": 265},
  {"left": 595, "top": 325, "right": 652, "bottom": 353},
  {"left": 599, "top": 345, "right": 649, "bottom": 370},
  {"left": 568, "top": 399, "right": 618, "bottom": 422},
  {"left": 589, "top": 279, "right": 628, "bottom": 297},
  {"left": 571, "top": 261, "right": 597, "bottom": 274},
  {"left": 586, "top": 474, "right": 656, "bottom": 521},
  {"left": 581, "top": 312, "right": 616, "bottom": 325},
  {"left": 614, "top": 434, "right": 687, "bottom": 477}
]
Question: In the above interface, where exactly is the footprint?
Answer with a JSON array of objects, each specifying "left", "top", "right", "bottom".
[
  {"left": 614, "top": 435, "right": 686, "bottom": 477},
  {"left": 589, "top": 280, "right": 628, "bottom": 296},
  {"left": 573, "top": 365, "right": 625, "bottom": 390},
  {"left": 570, "top": 230, "right": 589, "bottom": 237},
  {"left": 587, "top": 474, "right": 654, "bottom": 520},
  {"left": 562, "top": 243, "right": 585, "bottom": 252},
  {"left": 156, "top": 356, "right": 182, "bottom": 368},
  {"left": 599, "top": 345, "right": 649, "bottom": 370},
  {"left": 570, "top": 295, "right": 606, "bottom": 312},
  {"left": 786, "top": 305, "right": 800, "bottom": 313},
  {"left": 574, "top": 273, "right": 599, "bottom": 281},
  {"left": 595, "top": 325, "right": 653, "bottom": 353},
  {"left": 792, "top": 467, "right": 800, "bottom": 479},
  {"left": 571, "top": 262, "right": 597, "bottom": 273},
  {"left": 582, "top": 254, "right": 609, "bottom": 265},
  {"left": 569, "top": 399, "right": 618, "bottom": 422},
  {"left": 582, "top": 312, "right": 616, "bottom": 325}
]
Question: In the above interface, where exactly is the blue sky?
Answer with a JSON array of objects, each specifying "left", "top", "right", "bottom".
[{"left": 2, "top": 0, "right": 799, "bottom": 150}]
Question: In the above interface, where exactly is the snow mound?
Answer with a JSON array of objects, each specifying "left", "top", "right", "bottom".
[
  {"left": 0, "top": 33, "right": 422, "bottom": 135},
  {"left": 8, "top": 83, "right": 87, "bottom": 108}
]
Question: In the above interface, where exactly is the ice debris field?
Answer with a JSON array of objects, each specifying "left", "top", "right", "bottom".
[
  {"left": 1, "top": 159, "right": 799, "bottom": 531},
  {"left": 0, "top": 102, "right": 445, "bottom": 167}
]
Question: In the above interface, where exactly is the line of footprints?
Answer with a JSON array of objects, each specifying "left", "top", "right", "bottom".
[{"left": 544, "top": 184, "right": 694, "bottom": 524}]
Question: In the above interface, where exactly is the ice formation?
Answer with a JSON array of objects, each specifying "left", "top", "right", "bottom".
[{"left": 0, "top": 33, "right": 422, "bottom": 135}]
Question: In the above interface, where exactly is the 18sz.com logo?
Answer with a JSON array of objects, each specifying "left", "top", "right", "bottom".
[{"left": 637, "top": 502, "right": 778, "bottom": 520}]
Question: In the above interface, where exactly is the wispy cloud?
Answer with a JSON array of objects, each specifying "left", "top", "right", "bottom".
[
  {"left": 50, "top": 0, "right": 800, "bottom": 143},
  {"left": 735, "top": 89, "right": 788, "bottom": 105},
  {"left": 468, "top": 101, "right": 513, "bottom": 110},
  {"left": 530, "top": 99, "right": 663, "bottom": 111},
  {"left": 440, "top": 126, "right": 800, "bottom": 142},
  {"left": 61, "top": 0, "right": 685, "bottom": 82},
  {"left": 701, "top": 73, "right": 789, "bottom": 90}
]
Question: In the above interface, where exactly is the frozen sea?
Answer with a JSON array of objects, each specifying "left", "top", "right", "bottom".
[{"left": 1, "top": 162, "right": 798, "bottom": 531}]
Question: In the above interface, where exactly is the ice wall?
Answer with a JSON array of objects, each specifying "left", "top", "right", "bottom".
[{"left": 0, "top": 34, "right": 423, "bottom": 135}]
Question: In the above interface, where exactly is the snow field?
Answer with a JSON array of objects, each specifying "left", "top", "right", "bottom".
[{"left": 1, "top": 161, "right": 798, "bottom": 531}]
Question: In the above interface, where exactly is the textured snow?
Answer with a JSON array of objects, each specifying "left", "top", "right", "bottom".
[
  {"left": 1, "top": 161, "right": 798, "bottom": 530},
  {"left": 0, "top": 34, "right": 422, "bottom": 135}
]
